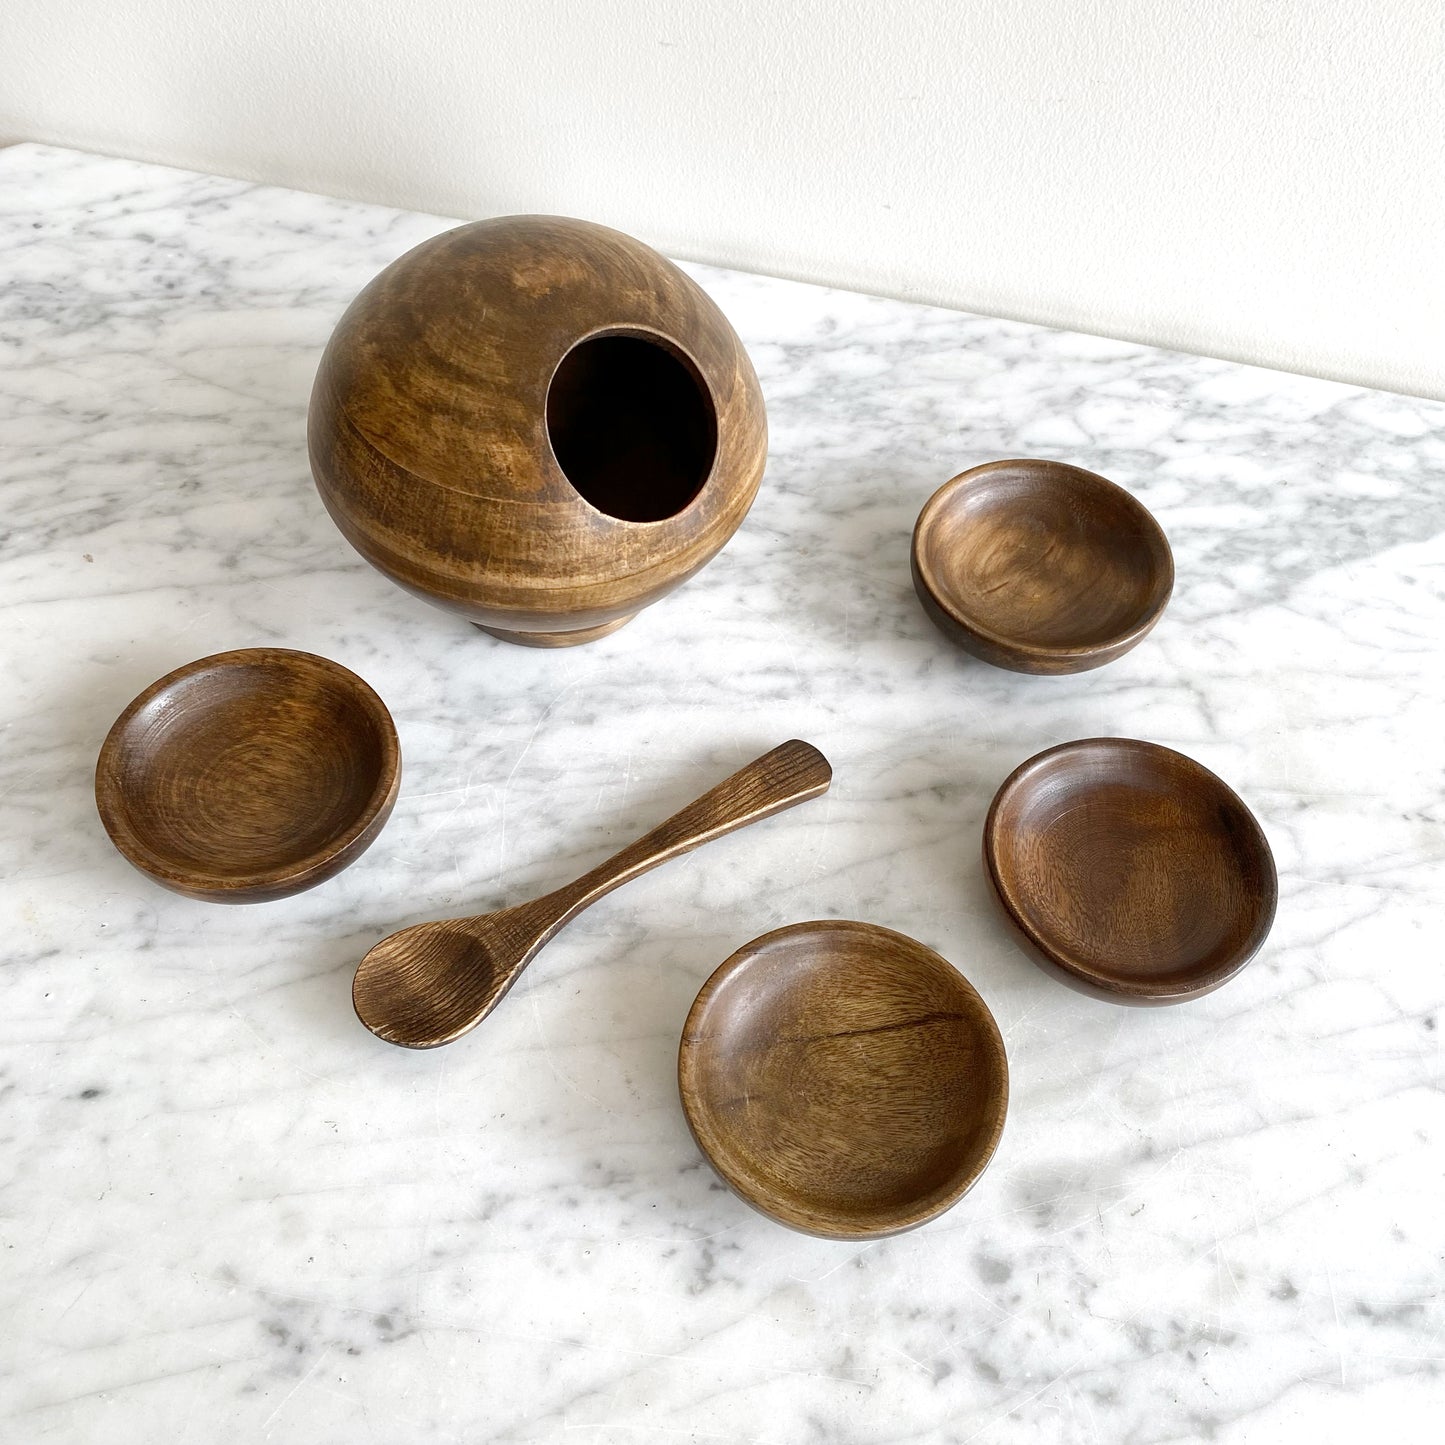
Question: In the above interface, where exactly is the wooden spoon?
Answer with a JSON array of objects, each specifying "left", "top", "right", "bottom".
[{"left": 353, "top": 740, "right": 832, "bottom": 1048}]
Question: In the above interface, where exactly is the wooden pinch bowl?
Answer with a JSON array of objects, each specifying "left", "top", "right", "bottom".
[
  {"left": 309, "top": 215, "right": 767, "bottom": 646},
  {"left": 679, "top": 921, "right": 1008, "bottom": 1239},
  {"left": 983, "top": 739, "right": 1277, "bottom": 1005},
  {"left": 96, "top": 648, "right": 400, "bottom": 902},
  {"left": 911, "top": 459, "right": 1173, "bottom": 674}
]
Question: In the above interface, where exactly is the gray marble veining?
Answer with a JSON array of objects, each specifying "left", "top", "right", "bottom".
[{"left": 1, "top": 143, "right": 1442, "bottom": 1443}]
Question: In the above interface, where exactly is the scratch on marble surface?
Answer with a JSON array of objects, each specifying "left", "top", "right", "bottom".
[
  {"left": 17, "top": 1356, "right": 267, "bottom": 1420},
  {"left": 1326, "top": 1262, "right": 1348, "bottom": 1388},
  {"left": 261, "top": 1345, "right": 332, "bottom": 1429},
  {"left": 959, "top": 1366, "right": 1081, "bottom": 1444},
  {"left": 228, "top": 1007, "right": 326, "bottom": 1084}
]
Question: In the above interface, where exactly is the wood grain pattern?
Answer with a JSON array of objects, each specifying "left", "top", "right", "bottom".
[
  {"left": 309, "top": 215, "right": 767, "bottom": 646},
  {"left": 352, "top": 741, "right": 832, "bottom": 1048},
  {"left": 678, "top": 920, "right": 1008, "bottom": 1239},
  {"left": 911, "top": 458, "right": 1173, "bottom": 673},
  {"left": 95, "top": 648, "right": 400, "bottom": 903},
  {"left": 983, "top": 738, "right": 1277, "bottom": 1004}
]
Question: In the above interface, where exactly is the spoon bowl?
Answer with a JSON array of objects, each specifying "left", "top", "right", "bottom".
[{"left": 355, "top": 918, "right": 515, "bottom": 1046}]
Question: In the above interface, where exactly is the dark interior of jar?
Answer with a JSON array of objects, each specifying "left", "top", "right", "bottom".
[{"left": 546, "top": 333, "right": 718, "bottom": 523}]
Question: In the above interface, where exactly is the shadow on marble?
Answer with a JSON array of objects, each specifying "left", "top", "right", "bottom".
[
  {"left": 771, "top": 456, "right": 1083, "bottom": 680},
  {"left": 17, "top": 650, "right": 209, "bottom": 885}
]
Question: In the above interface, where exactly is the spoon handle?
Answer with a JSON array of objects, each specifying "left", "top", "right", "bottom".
[{"left": 542, "top": 740, "right": 832, "bottom": 923}]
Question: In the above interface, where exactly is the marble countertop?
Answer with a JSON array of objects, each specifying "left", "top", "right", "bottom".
[{"left": 2, "top": 144, "right": 1442, "bottom": 1444}]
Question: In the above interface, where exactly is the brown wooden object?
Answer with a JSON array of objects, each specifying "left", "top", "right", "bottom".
[
  {"left": 308, "top": 215, "right": 767, "bottom": 646},
  {"left": 678, "top": 920, "right": 1009, "bottom": 1239},
  {"left": 352, "top": 740, "right": 832, "bottom": 1047},
  {"left": 983, "top": 738, "right": 1277, "bottom": 1004},
  {"left": 95, "top": 648, "right": 400, "bottom": 903},
  {"left": 911, "top": 459, "right": 1173, "bottom": 673}
]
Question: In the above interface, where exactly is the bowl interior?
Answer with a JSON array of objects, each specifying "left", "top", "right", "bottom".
[
  {"left": 546, "top": 332, "right": 718, "bottom": 523},
  {"left": 985, "top": 740, "right": 1276, "bottom": 998},
  {"left": 102, "top": 651, "right": 395, "bottom": 890},
  {"left": 679, "top": 921, "right": 1008, "bottom": 1238},
  {"left": 917, "top": 461, "right": 1171, "bottom": 651}
]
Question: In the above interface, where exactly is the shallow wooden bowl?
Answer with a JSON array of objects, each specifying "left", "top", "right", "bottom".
[
  {"left": 678, "top": 921, "right": 1008, "bottom": 1239},
  {"left": 309, "top": 215, "right": 767, "bottom": 647},
  {"left": 911, "top": 459, "right": 1173, "bottom": 673},
  {"left": 96, "top": 649, "right": 400, "bottom": 902},
  {"left": 984, "top": 739, "right": 1276, "bottom": 1004}
]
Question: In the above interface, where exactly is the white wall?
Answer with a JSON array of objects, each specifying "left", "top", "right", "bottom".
[{"left": 4, "top": 1, "right": 1442, "bottom": 399}]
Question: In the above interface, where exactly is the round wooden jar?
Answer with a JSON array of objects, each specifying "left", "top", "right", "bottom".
[{"left": 308, "top": 215, "right": 767, "bottom": 645}]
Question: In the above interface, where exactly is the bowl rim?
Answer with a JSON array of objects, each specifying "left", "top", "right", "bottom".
[
  {"left": 911, "top": 458, "right": 1175, "bottom": 664},
  {"left": 677, "top": 918, "right": 1010, "bottom": 1239},
  {"left": 982, "top": 737, "right": 1279, "bottom": 1002},
  {"left": 94, "top": 647, "right": 401, "bottom": 900}
]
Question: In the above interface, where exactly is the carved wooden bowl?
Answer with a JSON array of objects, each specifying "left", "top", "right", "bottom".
[
  {"left": 912, "top": 459, "right": 1173, "bottom": 673},
  {"left": 983, "top": 739, "right": 1277, "bottom": 1004},
  {"left": 309, "top": 215, "right": 767, "bottom": 646},
  {"left": 95, "top": 649, "right": 400, "bottom": 902},
  {"left": 679, "top": 921, "right": 1009, "bottom": 1238}
]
